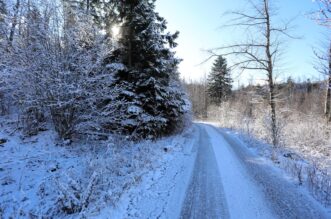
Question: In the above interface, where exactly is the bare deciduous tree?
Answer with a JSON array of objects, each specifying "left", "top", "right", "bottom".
[
  {"left": 185, "top": 77, "right": 209, "bottom": 119},
  {"left": 323, "top": 44, "right": 331, "bottom": 121},
  {"left": 208, "top": 0, "right": 294, "bottom": 147},
  {"left": 311, "top": 0, "right": 331, "bottom": 28},
  {"left": 311, "top": 0, "right": 331, "bottom": 121},
  {"left": 313, "top": 40, "right": 331, "bottom": 121}
]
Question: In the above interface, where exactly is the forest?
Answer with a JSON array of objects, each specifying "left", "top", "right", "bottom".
[{"left": 0, "top": 0, "right": 189, "bottom": 141}]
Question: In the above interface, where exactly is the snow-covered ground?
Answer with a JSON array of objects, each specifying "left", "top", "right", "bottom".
[
  {"left": 97, "top": 127, "right": 198, "bottom": 219},
  {"left": 0, "top": 116, "right": 198, "bottom": 218},
  {"left": 1, "top": 117, "right": 330, "bottom": 218}
]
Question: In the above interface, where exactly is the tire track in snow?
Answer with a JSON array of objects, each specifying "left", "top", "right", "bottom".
[
  {"left": 203, "top": 124, "right": 276, "bottom": 219},
  {"left": 180, "top": 126, "right": 230, "bottom": 219}
]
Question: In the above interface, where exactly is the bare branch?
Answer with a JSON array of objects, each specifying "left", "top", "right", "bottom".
[
  {"left": 230, "top": 11, "right": 266, "bottom": 20},
  {"left": 211, "top": 44, "right": 267, "bottom": 51}
]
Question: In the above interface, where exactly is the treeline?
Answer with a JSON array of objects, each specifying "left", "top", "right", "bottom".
[
  {"left": 0, "top": 0, "right": 189, "bottom": 140},
  {"left": 186, "top": 77, "right": 324, "bottom": 119}
]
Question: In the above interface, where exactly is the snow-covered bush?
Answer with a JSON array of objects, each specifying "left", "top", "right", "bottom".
[
  {"left": 5, "top": 1, "right": 116, "bottom": 139},
  {"left": 56, "top": 172, "right": 99, "bottom": 214},
  {"left": 21, "top": 106, "right": 46, "bottom": 136},
  {"left": 49, "top": 136, "right": 167, "bottom": 217}
]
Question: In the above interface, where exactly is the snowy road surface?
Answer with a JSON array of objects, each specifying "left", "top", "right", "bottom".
[{"left": 180, "top": 123, "right": 330, "bottom": 219}]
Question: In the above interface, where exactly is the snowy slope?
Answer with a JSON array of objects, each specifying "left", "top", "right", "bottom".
[{"left": 0, "top": 117, "right": 198, "bottom": 218}]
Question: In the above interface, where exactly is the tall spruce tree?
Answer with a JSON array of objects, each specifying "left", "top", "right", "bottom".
[
  {"left": 207, "top": 56, "right": 232, "bottom": 105},
  {"left": 104, "top": 0, "right": 187, "bottom": 139}
]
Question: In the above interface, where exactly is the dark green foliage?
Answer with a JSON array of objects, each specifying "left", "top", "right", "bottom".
[
  {"left": 207, "top": 56, "right": 233, "bottom": 105},
  {"left": 105, "top": 0, "right": 187, "bottom": 139}
]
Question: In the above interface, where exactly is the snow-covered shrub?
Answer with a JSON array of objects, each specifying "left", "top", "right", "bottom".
[
  {"left": 307, "top": 165, "right": 331, "bottom": 206},
  {"left": 6, "top": 2, "right": 115, "bottom": 139},
  {"left": 50, "top": 136, "right": 163, "bottom": 216},
  {"left": 21, "top": 106, "right": 45, "bottom": 136},
  {"left": 50, "top": 106, "right": 77, "bottom": 140},
  {"left": 56, "top": 172, "right": 99, "bottom": 214}
]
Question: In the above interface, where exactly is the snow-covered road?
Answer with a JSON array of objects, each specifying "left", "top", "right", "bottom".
[
  {"left": 180, "top": 126, "right": 230, "bottom": 218},
  {"left": 180, "top": 123, "right": 330, "bottom": 219}
]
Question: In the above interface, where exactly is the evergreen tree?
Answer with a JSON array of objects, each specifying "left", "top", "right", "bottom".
[
  {"left": 207, "top": 56, "right": 232, "bottom": 105},
  {"left": 104, "top": 0, "right": 188, "bottom": 139}
]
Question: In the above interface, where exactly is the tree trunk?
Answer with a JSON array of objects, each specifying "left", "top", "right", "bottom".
[
  {"left": 204, "top": 73, "right": 208, "bottom": 119},
  {"left": 325, "top": 43, "right": 331, "bottom": 121},
  {"left": 268, "top": 74, "right": 278, "bottom": 146},
  {"left": 264, "top": 0, "right": 278, "bottom": 147},
  {"left": 204, "top": 85, "right": 208, "bottom": 119},
  {"left": 9, "top": 0, "right": 20, "bottom": 44},
  {"left": 127, "top": 4, "right": 133, "bottom": 68},
  {"left": 86, "top": 0, "right": 90, "bottom": 14}
]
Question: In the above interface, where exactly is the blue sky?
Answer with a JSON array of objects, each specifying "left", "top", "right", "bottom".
[{"left": 155, "top": 0, "right": 328, "bottom": 85}]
